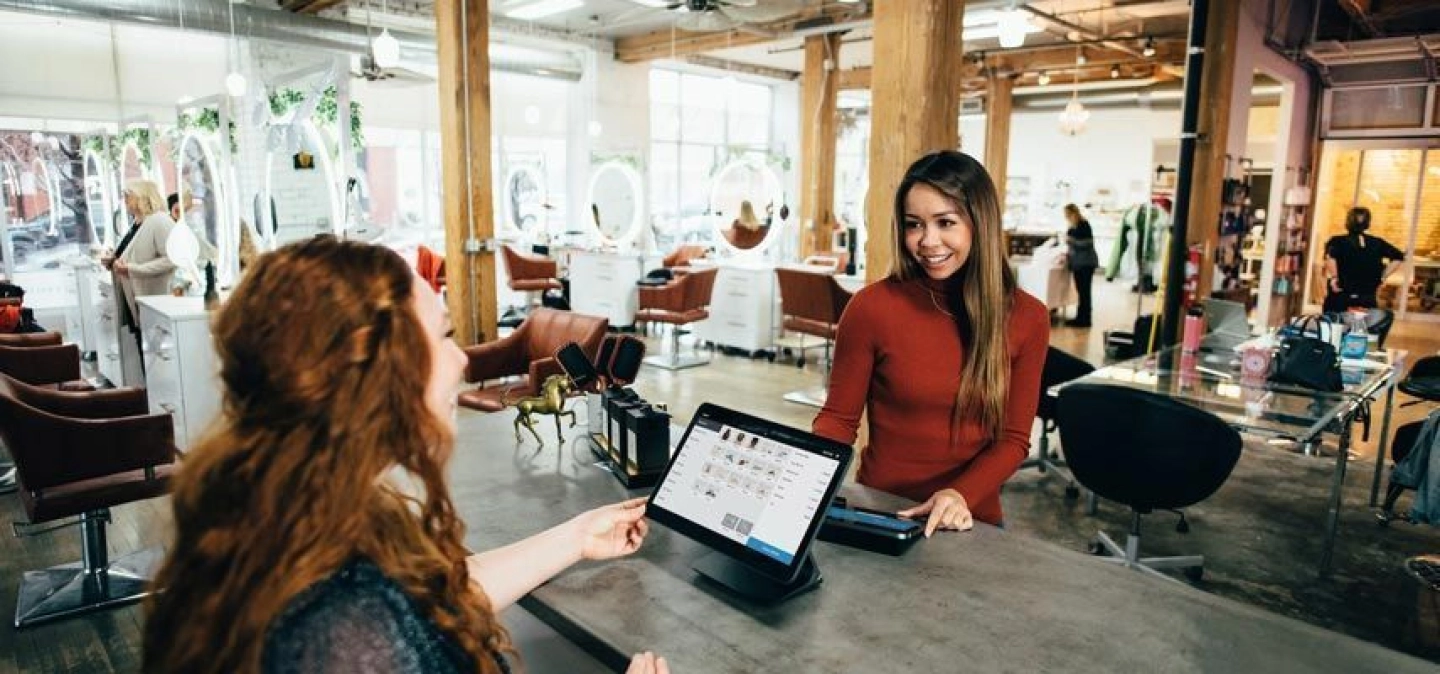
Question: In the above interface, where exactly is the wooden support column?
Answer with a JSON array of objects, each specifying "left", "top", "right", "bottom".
[
  {"left": 984, "top": 74, "right": 1014, "bottom": 207},
  {"left": 436, "top": 0, "right": 496, "bottom": 346},
  {"left": 865, "top": 0, "right": 965, "bottom": 281},
  {"left": 800, "top": 33, "right": 841, "bottom": 259},
  {"left": 1185, "top": 2, "right": 1240, "bottom": 298}
]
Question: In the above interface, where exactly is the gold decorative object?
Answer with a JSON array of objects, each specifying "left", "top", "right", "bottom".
[{"left": 511, "top": 374, "right": 576, "bottom": 447}]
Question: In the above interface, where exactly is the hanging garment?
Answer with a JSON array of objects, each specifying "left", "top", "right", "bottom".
[{"left": 1105, "top": 203, "right": 1169, "bottom": 282}]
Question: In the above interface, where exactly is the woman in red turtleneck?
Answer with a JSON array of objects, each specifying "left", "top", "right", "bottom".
[{"left": 814, "top": 151, "right": 1048, "bottom": 534}]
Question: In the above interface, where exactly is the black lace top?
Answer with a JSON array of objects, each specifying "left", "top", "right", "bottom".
[{"left": 263, "top": 558, "right": 506, "bottom": 674}]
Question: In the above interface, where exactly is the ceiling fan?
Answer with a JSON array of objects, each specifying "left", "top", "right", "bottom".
[{"left": 625, "top": 0, "right": 810, "bottom": 32}]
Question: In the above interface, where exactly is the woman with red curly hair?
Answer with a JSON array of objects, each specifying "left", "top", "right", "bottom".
[{"left": 143, "top": 237, "right": 667, "bottom": 674}]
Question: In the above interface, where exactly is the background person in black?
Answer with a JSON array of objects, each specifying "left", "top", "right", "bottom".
[
  {"left": 1063, "top": 203, "right": 1099, "bottom": 327},
  {"left": 1323, "top": 206, "right": 1404, "bottom": 313}
]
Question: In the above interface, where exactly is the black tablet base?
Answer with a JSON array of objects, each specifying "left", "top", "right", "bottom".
[{"left": 692, "top": 550, "right": 821, "bottom": 605}]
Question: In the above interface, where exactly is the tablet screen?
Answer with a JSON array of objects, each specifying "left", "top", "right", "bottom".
[{"left": 648, "top": 404, "right": 851, "bottom": 581}]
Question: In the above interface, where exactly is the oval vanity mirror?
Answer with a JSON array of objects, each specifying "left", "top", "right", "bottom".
[
  {"left": 264, "top": 120, "right": 342, "bottom": 247},
  {"left": 587, "top": 161, "right": 644, "bottom": 248},
  {"left": 28, "top": 158, "right": 59, "bottom": 241},
  {"left": 0, "top": 160, "right": 27, "bottom": 273},
  {"left": 177, "top": 132, "right": 225, "bottom": 271},
  {"left": 503, "top": 164, "right": 546, "bottom": 240},
  {"left": 84, "top": 149, "right": 114, "bottom": 248},
  {"left": 119, "top": 140, "right": 146, "bottom": 185},
  {"left": 710, "top": 158, "right": 783, "bottom": 254}
]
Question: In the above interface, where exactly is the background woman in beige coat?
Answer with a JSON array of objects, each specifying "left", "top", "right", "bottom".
[{"left": 105, "top": 179, "right": 176, "bottom": 336}]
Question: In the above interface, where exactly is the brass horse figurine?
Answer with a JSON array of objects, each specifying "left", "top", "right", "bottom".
[{"left": 507, "top": 374, "right": 577, "bottom": 447}]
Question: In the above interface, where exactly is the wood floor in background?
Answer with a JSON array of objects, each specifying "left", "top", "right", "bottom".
[{"left": 4, "top": 277, "right": 1440, "bottom": 673}]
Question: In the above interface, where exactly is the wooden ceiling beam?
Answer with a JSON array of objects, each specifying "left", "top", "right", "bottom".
[
  {"left": 986, "top": 39, "right": 1187, "bottom": 75},
  {"left": 615, "top": 4, "right": 872, "bottom": 64}
]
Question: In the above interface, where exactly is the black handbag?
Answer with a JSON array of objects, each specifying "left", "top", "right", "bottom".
[{"left": 1270, "top": 315, "right": 1342, "bottom": 392}]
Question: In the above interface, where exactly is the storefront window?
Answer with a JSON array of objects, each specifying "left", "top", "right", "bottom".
[{"left": 649, "top": 68, "right": 774, "bottom": 246}]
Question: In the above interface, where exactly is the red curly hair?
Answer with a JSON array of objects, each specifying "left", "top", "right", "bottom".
[{"left": 143, "top": 236, "right": 514, "bottom": 673}]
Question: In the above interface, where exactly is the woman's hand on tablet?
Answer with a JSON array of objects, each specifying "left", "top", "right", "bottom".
[
  {"left": 897, "top": 489, "right": 973, "bottom": 537},
  {"left": 572, "top": 498, "right": 650, "bottom": 561}
]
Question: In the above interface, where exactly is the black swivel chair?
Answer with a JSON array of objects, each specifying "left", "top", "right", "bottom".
[
  {"left": 1021, "top": 347, "right": 1096, "bottom": 491},
  {"left": 1057, "top": 383, "right": 1242, "bottom": 582}
]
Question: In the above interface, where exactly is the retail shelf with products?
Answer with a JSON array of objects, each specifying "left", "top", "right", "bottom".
[{"left": 1269, "top": 193, "right": 1309, "bottom": 327}]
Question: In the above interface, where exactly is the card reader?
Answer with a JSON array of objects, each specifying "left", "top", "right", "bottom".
[{"left": 817, "top": 505, "right": 924, "bottom": 556}]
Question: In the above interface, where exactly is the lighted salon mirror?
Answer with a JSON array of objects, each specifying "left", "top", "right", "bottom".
[
  {"left": 177, "top": 132, "right": 224, "bottom": 268},
  {"left": 83, "top": 149, "right": 115, "bottom": 247},
  {"left": 587, "top": 160, "right": 644, "bottom": 248},
  {"left": 26, "top": 158, "right": 59, "bottom": 240},
  {"left": 0, "top": 161, "right": 23, "bottom": 274},
  {"left": 503, "top": 164, "right": 546, "bottom": 238},
  {"left": 119, "top": 141, "right": 146, "bottom": 185},
  {"left": 264, "top": 120, "right": 342, "bottom": 247},
  {"left": 710, "top": 158, "right": 782, "bottom": 254}
]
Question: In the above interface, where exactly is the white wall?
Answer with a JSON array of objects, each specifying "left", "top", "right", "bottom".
[
  {"left": 0, "top": 11, "right": 230, "bottom": 122},
  {"left": 1233, "top": 0, "right": 1317, "bottom": 326},
  {"left": 1006, "top": 106, "right": 1181, "bottom": 230}
]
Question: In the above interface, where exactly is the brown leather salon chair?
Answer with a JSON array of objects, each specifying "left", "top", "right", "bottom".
[
  {"left": 636, "top": 267, "right": 718, "bottom": 371},
  {"left": 775, "top": 267, "right": 854, "bottom": 407},
  {"left": 0, "top": 332, "right": 87, "bottom": 388},
  {"left": 500, "top": 245, "right": 562, "bottom": 318},
  {"left": 0, "top": 373, "right": 175, "bottom": 627},
  {"left": 0, "top": 332, "right": 91, "bottom": 496},
  {"left": 458, "top": 308, "right": 608, "bottom": 413},
  {"left": 663, "top": 245, "right": 708, "bottom": 270}
]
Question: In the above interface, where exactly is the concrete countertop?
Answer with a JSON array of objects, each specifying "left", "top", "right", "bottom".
[{"left": 449, "top": 407, "right": 1434, "bottom": 674}]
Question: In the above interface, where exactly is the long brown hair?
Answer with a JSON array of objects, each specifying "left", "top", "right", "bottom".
[
  {"left": 891, "top": 151, "right": 1016, "bottom": 441},
  {"left": 143, "top": 236, "right": 514, "bottom": 672}
]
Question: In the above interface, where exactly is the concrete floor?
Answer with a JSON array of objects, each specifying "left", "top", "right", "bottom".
[{"left": 626, "top": 276, "right": 1440, "bottom": 664}]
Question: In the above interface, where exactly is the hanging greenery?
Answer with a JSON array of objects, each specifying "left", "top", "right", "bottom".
[
  {"left": 591, "top": 152, "right": 644, "bottom": 172},
  {"left": 715, "top": 145, "right": 792, "bottom": 175},
  {"left": 176, "top": 107, "right": 239, "bottom": 154},
  {"left": 82, "top": 128, "right": 158, "bottom": 169},
  {"left": 267, "top": 85, "right": 365, "bottom": 151}
]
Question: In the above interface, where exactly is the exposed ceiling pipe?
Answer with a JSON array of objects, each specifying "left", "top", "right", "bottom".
[
  {"left": 0, "top": 0, "right": 438, "bottom": 55},
  {"left": 0, "top": 1, "right": 595, "bottom": 79}
]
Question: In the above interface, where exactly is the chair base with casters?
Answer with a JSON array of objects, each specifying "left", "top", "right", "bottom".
[
  {"left": 1022, "top": 347, "right": 1095, "bottom": 497},
  {"left": 643, "top": 326, "right": 710, "bottom": 371},
  {"left": 637, "top": 268, "right": 718, "bottom": 371},
  {"left": 1091, "top": 511, "right": 1205, "bottom": 583},
  {"left": 14, "top": 509, "right": 164, "bottom": 628},
  {"left": 783, "top": 386, "right": 828, "bottom": 408},
  {"left": 782, "top": 334, "right": 831, "bottom": 408},
  {"left": 1019, "top": 421, "right": 1080, "bottom": 497}
]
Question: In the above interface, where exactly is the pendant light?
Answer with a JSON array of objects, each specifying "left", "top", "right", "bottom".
[
  {"left": 997, "top": 4, "right": 1030, "bottom": 49},
  {"left": 225, "top": 0, "right": 246, "bottom": 98},
  {"left": 371, "top": 0, "right": 400, "bottom": 68},
  {"left": 1057, "top": 47, "right": 1089, "bottom": 136}
]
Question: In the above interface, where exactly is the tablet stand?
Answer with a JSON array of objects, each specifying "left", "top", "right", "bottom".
[{"left": 692, "top": 550, "right": 822, "bottom": 604}]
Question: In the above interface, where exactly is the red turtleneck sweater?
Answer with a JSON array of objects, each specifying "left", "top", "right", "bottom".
[{"left": 813, "top": 275, "right": 1049, "bottom": 525}]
